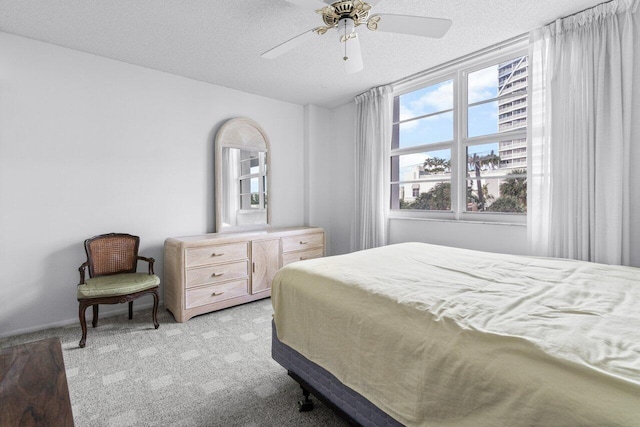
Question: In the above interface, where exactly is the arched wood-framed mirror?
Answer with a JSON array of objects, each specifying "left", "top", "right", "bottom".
[{"left": 215, "top": 118, "right": 271, "bottom": 233}]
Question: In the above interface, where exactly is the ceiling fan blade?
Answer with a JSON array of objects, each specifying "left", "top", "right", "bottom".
[
  {"left": 342, "top": 35, "right": 363, "bottom": 74},
  {"left": 373, "top": 14, "right": 452, "bottom": 38},
  {"left": 261, "top": 29, "right": 318, "bottom": 59}
]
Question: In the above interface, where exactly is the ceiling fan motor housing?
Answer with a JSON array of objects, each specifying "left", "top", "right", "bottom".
[{"left": 321, "top": 1, "right": 371, "bottom": 27}]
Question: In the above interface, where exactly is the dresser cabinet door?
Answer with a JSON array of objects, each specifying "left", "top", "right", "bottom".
[{"left": 251, "top": 239, "right": 280, "bottom": 294}]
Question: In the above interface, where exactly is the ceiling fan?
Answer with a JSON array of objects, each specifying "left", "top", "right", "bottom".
[{"left": 261, "top": 0, "right": 452, "bottom": 74}]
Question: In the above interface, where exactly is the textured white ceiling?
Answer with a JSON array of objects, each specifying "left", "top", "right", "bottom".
[{"left": 0, "top": 0, "right": 602, "bottom": 108}]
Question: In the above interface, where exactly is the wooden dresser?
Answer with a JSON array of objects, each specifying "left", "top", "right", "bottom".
[{"left": 164, "top": 227, "right": 325, "bottom": 322}]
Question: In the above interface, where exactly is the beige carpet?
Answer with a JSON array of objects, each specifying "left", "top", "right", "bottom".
[{"left": 0, "top": 298, "right": 347, "bottom": 427}]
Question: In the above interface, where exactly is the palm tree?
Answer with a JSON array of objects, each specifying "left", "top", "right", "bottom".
[
  {"left": 498, "top": 168, "right": 527, "bottom": 207},
  {"left": 468, "top": 151, "right": 500, "bottom": 210},
  {"left": 487, "top": 196, "right": 526, "bottom": 213},
  {"left": 487, "top": 169, "right": 527, "bottom": 213},
  {"left": 412, "top": 157, "right": 452, "bottom": 210},
  {"left": 423, "top": 157, "right": 451, "bottom": 175}
]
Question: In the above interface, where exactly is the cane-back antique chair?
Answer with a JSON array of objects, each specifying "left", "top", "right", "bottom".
[{"left": 77, "top": 233, "right": 160, "bottom": 347}]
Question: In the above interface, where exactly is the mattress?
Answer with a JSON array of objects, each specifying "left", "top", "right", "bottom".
[{"left": 271, "top": 242, "right": 640, "bottom": 426}]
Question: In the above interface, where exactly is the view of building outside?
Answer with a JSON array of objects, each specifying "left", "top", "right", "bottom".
[
  {"left": 498, "top": 56, "right": 528, "bottom": 169},
  {"left": 391, "top": 55, "right": 528, "bottom": 213}
]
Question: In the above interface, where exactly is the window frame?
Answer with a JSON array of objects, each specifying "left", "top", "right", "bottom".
[
  {"left": 238, "top": 151, "right": 268, "bottom": 212},
  {"left": 389, "top": 42, "right": 529, "bottom": 225}
]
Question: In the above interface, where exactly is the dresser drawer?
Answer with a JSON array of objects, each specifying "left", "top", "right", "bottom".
[
  {"left": 282, "top": 233, "right": 324, "bottom": 253},
  {"left": 185, "top": 279, "right": 249, "bottom": 309},
  {"left": 185, "top": 260, "right": 248, "bottom": 288},
  {"left": 185, "top": 242, "right": 248, "bottom": 268},
  {"left": 282, "top": 247, "right": 324, "bottom": 266},
  {"left": 164, "top": 227, "right": 323, "bottom": 322}
]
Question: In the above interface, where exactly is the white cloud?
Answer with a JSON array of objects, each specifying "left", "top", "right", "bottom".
[
  {"left": 401, "top": 82, "right": 451, "bottom": 114},
  {"left": 468, "top": 65, "right": 498, "bottom": 103},
  {"left": 400, "top": 85, "right": 453, "bottom": 132},
  {"left": 409, "top": 81, "right": 454, "bottom": 113},
  {"left": 399, "top": 152, "right": 429, "bottom": 169},
  {"left": 400, "top": 66, "right": 499, "bottom": 122}
]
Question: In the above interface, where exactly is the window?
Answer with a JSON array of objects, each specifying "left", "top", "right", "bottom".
[
  {"left": 390, "top": 79, "right": 454, "bottom": 212},
  {"left": 390, "top": 48, "right": 528, "bottom": 221},
  {"left": 238, "top": 151, "right": 267, "bottom": 211}
]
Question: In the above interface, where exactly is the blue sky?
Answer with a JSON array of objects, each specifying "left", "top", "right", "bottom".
[{"left": 397, "top": 64, "right": 506, "bottom": 173}]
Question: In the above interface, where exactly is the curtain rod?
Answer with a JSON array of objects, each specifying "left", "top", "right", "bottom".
[
  {"left": 358, "top": 0, "right": 617, "bottom": 99},
  {"left": 542, "top": 0, "right": 614, "bottom": 27}
]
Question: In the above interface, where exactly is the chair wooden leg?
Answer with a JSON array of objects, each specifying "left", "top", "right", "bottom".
[
  {"left": 79, "top": 302, "right": 89, "bottom": 348},
  {"left": 128, "top": 301, "right": 133, "bottom": 320},
  {"left": 152, "top": 289, "right": 159, "bottom": 329},
  {"left": 92, "top": 304, "right": 99, "bottom": 328}
]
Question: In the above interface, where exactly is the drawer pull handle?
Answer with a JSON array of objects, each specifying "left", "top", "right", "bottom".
[
  {"left": 211, "top": 291, "right": 225, "bottom": 297},
  {"left": 211, "top": 253, "right": 225, "bottom": 257},
  {"left": 211, "top": 272, "right": 225, "bottom": 278},
  {"left": 300, "top": 256, "right": 309, "bottom": 260},
  {"left": 299, "top": 241, "right": 308, "bottom": 245}
]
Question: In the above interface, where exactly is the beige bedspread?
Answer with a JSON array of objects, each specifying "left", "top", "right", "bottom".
[{"left": 271, "top": 242, "right": 640, "bottom": 426}]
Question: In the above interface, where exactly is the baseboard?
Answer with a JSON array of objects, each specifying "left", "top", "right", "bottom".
[{"left": 0, "top": 300, "right": 165, "bottom": 340}]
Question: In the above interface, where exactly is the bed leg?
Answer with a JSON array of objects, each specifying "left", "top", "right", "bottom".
[{"left": 298, "top": 386, "right": 314, "bottom": 412}]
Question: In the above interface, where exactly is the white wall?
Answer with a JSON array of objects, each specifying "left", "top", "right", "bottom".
[
  {"left": 0, "top": 32, "right": 305, "bottom": 338},
  {"left": 388, "top": 219, "right": 527, "bottom": 255},
  {"left": 305, "top": 103, "right": 355, "bottom": 256}
]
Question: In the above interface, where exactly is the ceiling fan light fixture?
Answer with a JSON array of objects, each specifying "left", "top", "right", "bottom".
[
  {"left": 339, "top": 18, "right": 356, "bottom": 43},
  {"left": 336, "top": 18, "right": 363, "bottom": 73}
]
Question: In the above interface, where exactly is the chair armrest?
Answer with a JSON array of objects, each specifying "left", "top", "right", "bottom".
[
  {"left": 138, "top": 256, "right": 156, "bottom": 275},
  {"left": 78, "top": 262, "right": 88, "bottom": 285}
]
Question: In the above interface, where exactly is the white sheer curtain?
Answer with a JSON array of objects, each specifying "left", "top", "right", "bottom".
[
  {"left": 528, "top": 0, "right": 640, "bottom": 265},
  {"left": 351, "top": 85, "right": 392, "bottom": 251}
]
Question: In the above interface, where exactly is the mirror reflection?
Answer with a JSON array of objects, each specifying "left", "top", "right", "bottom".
[
  {"left": 215, "top": 117, "right": 271, "bottom": 233},
  {"left": 221, "top": 148, "right": 267, "bottom": 227}
]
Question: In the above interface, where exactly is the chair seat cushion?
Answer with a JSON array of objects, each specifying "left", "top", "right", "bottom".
[{"left": 78, "top": 273, "right": 160, "bottom": 299}]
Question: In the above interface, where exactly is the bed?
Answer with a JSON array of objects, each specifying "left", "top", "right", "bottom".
[{"left": 271, "top": 242, "right": 640, "bottom": 426}]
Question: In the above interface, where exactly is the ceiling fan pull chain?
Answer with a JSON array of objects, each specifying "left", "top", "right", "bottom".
[{"left": 343, "top": 20, "right": 349, "bottom": 61}]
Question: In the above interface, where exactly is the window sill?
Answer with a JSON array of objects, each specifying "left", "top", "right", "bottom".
[{"left": 388, "top": 212, "right": 526, "bottom": 227}]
